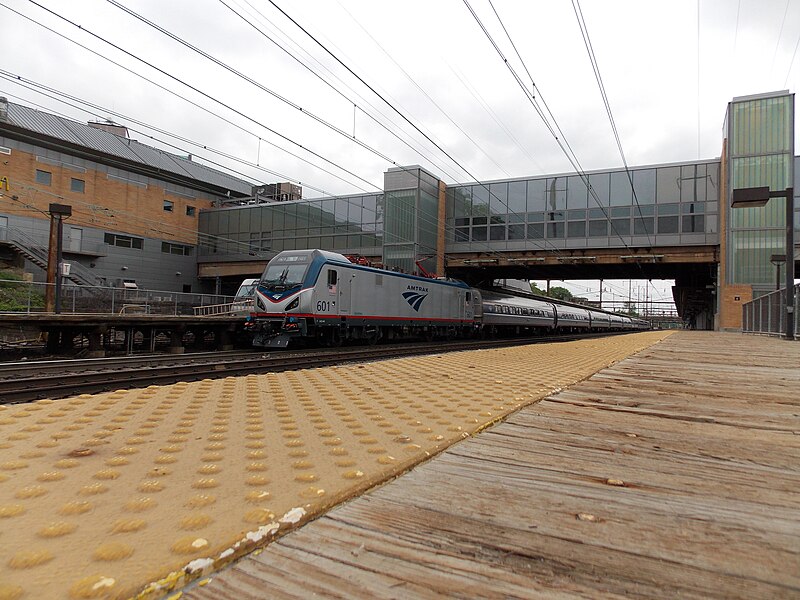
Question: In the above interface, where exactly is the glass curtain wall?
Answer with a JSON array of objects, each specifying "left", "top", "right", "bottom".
[
  {"left": 198, "top": 194, "right": 384, "bottom": 257},
  {"left": 726, "top": 93, "right": 794, "bottom": 286},
  {"left": 444, "top": 161, "right": 720, "bottom": 251},
  {"left": 383, "top": 166, "right": 442, "bottom": 273}
]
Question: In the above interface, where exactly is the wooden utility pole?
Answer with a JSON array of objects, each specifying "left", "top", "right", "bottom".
[{"left": 45, "top": 203, "right": 72, "bottom": 313}]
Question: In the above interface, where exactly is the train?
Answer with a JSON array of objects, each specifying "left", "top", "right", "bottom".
[{"left": 247, "top": 249, "right": 649, "bottom": 349}]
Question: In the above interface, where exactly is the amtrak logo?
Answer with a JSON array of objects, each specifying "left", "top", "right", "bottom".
[{"left": 402, "top": 290, "right": 428, "bottom": 312}]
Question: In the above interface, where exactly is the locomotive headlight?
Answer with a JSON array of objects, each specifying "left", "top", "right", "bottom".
[{"left": 285, "top": 297, "right": 299, "bottom": 311}]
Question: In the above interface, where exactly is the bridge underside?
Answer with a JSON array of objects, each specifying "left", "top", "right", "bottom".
[
  {"left": 446, "top": 245, "right": 718, "bottom": 327},
  {"left": 444, "top": 246, "right": 718, "bottom": 284}
]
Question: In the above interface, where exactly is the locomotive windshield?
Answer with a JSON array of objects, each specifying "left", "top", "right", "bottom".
[
  {"left": 235, "top": 281, "right": 257, "bottom": 299},
  {"left": 260, "top": 254, "right": 309, "bottom": 292}
]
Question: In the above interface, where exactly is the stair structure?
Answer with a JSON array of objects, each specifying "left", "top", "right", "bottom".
[{"left": 0, "top": 227, "right": 100, "bottom": 287}]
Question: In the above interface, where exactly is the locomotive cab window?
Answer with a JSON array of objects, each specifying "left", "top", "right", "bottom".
[{"left": 327, "top": 269, "right": 338, "bottom": 294}]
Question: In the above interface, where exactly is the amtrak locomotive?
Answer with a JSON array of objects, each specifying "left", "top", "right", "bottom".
[{"left": 248, "top": 249, "right": 648, "bottom": 348}]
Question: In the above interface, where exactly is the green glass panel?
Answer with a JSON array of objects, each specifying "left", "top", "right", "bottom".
[{"left": 731, "top": 96, "right": 791, "bottom": 156}]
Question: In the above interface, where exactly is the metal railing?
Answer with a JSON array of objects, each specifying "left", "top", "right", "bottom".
[
  {"left": 0, "top": 280, "right": 234, "bottom": 316},
  {"left": 742, "top": 284, "right": 800, "bottom": 339},
  {"left": 193, "top": 298, "right": 253, "bottom": 316}
]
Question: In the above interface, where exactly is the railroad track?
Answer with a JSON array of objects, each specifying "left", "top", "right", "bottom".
[{"left": 0, "top": 332, "right": 628, "bottom": 404}]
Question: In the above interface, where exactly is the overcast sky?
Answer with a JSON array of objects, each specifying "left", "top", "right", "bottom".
[{"left": 1, "top": 0, "right": 798, "bottom": 307}]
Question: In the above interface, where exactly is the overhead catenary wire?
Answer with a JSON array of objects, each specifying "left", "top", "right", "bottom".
[
  {"left": 95, "top": 0, "right": 568, "bottom": 265},
  {"left": 23, "top": 0, "right": 381, "bottom": 193},
  {"left": 2, "top": 83, "right": 529, "bottom": 271},
  {"left": 445, "top": 62, "right": 543, "bottom": 173},
  {"left": 106, "top": 0, "right": 567, "bottom": 263},
  {"left": 770, "top": 0, "right": 791, "bottom": 75},
  {"left": 0, "top": 73, "right": 344, "bottom": 199},
  {"left": 260, "top": 0, "right": 574, "bottom": 262},
  {"left": 0, "top": 0, "right": 375, "bottom": 194},
  {"left": 2, "top": 84, "right": 550, "bottom": 268},
  {"left": 466, "top": 0, "right": 662, "bottom": 289},
  {"left": 463, "top": 0, "right": 634, "bottom": 250},
  {"left": 784, "top": 24, "right": 800, "bottom": 87},
  {"left": 570, "top": 0, "right": 654, "bottom": 249},
  {"left": 331, "top": 0, "right": 518, "bottom": 179},
  {"left": 10, "top": 0, "right": 656, "bottom": 276},
  {"left": 217, "top": 0, "right": 465, "bottom": 186}
]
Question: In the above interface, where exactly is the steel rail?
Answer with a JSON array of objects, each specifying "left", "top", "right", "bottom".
[{"left": 0, "top": 332, "right": 629, "bottom": 404}]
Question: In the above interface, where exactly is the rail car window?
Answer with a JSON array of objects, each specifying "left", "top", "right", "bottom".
[{"left": 328, "top": 270, "right": 337, "bottom": 286}]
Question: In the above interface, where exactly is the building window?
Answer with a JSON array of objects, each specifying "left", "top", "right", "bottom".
[
  {"left": 682, "top": 214, "right": 705, "bottom": 233},
  {"left": 70, "top": 178, "right": 85, "bottom": 193},
  {"left": 567, "top": 221, "right": 586, "bottom": 237},
  {"left": 588, "top": 220, "right": 608, "bottom": 237},
  {"left": 546, "top": 222, "right": 564, "bottom": 238},
  {"left": 186, "top": 206, "right": 196, "bottom": 216},
  {"left": 527, "top": 223, "right": 544, "bottom": 239},
  {"left": 611, "top": 218, "right": 630, "bottom": 236},
  {"left": 104, "top": 232, "right": 143, "bottom": 249},
  {"left": 657, "top": 216, "right": 679, "bottom": 234},
  {"left": 248, "top": 232, "right": 271, "bottom": 253},
  {"left": 35, "top": 169, "right": 52, "bottom": 186},
  {"left": 163, "top": 200, "right": 174, "bottom": 212},
  {"left": 634, "top": 218, "right": 654, "bottom": 235},
  {"left": 508, "top": 224, "right": 525, "bottom": 240},
  {"left": 490, "top": 225, "right": 506, "bottom": 241},
  {"left": 161, "top": 241, "right": 193, "bottom": 256}
]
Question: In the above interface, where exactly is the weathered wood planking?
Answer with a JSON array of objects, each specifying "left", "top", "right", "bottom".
[{"left": 186, "top": 332, "right": 800, "bottom": 599}]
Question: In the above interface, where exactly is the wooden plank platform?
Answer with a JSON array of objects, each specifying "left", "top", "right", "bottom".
[{"left": 186, "top": 331, "right": 800, "bottom": 599}]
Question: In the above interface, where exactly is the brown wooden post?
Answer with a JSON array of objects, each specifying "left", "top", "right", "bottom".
[{"left": 45, "top": 213, "right": 58, "bottom": 313}]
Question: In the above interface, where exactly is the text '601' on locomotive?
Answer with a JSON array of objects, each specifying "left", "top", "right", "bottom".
[{"left": 248, "top": 249, "right": 483, "bottom": 348}]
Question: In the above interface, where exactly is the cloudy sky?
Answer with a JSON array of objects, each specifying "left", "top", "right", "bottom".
[{"left": 1, "top": 0, "right": 798, "bottom": 307}]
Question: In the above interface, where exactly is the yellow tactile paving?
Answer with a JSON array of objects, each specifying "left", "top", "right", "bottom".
[{"left": 0, "top": 331, "right": 670, "bottom": 599}]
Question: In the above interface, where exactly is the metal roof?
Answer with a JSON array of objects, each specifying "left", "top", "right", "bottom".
[{"left": 2, "top": 101, "right": 252, "bottom": 195}]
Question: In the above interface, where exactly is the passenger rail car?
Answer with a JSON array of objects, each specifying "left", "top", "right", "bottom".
[
  {"left": 481, "top": 290, "right": 647, "bottom": 334},
  {"left": 249, "top": 250, "right": 481, "bottom": 348}
]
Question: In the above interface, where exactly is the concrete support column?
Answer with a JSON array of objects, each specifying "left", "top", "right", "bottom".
[
  {"left": 218, "top": 327, "right": 234, "bottom": 351},
  {"left": 87, "top": 329, "right": 105, "bottom": 358},
  {"left": 169, "top": 328, "right": 186, "bottom": 354}
]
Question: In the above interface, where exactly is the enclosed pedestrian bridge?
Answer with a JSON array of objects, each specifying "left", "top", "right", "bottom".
[
  {"left": 199, "top": 159, "right": 732, "bottom": 327},
  {"left": 199, "top": 89, "right": 800, "bottom": 334}
]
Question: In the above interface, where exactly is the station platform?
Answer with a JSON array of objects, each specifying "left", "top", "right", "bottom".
[
  {"left": 184, "top": 331, "right": 800, "bottom": 600},
  {"left": 1, "top": 331, "right": 796, "bottom": 599}
]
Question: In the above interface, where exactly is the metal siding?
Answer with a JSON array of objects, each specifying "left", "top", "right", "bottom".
[
  {"left": 62, "top": 119, "right": 143, "bottom": 162},
  {"left": 8, "top": 105, "right": 84, "bottom": 145},
  {"left": 4, "top": 102, "right": 251, "bottom": 194}
]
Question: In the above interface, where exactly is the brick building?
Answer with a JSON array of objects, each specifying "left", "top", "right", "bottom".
[{"left": 0, "top": 98, "right": 253, "bottom": 293}]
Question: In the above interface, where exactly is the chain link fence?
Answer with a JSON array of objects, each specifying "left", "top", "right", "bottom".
[
  {"left": 0, "top": 280, "right": 234, "bottom": 316},
  {"left": 742, "top": 284, "right": 800, "bottom": 339}
]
